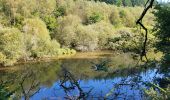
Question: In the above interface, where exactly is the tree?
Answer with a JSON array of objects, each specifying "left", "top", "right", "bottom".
[
  {"left": 116, "top": 0, "right": 123, "bottom": 6},
  {"left": 87, "top": 12, "right": 103, "bottom": 24},
  {"left": 1, "top": 0, "right": 22, "bottom": 26},
  {"left": 0, "top": 28, "right": 23, "bottom": 66},
  {"left": 154, "top": 4, "right": 170, "bottom": 42},
  {"left": 123, "top": 0, "right": 132, "bottom": 7},
  {"left": 36, "top": 0, "right": 56, "bottom": 16},
  {"left": 153, "top": 4, "right": 170, "bottom": 53},
  {"left": 131, "top": 0, "right": 146, "bottom": 6},
  {"left": 94, "top": 0, "right": 147, "bottom": 6}
]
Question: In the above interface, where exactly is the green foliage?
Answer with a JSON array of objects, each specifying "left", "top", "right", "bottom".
[
  {"left": 41, "top": 15, "right": 57, "bottom": 34},
  {"left": 23, "top": 18, "right": 51, "bottom": 40},
  {"left": 119, "top": 9, "right": 135, "bottom": 27},
  {"left": 162, "top": 54, "right": 170, "bottom": 63},
  {"left": 92, "top": 21, "right": 115, "bottom": 49},
  {"left": 57, "top": 48, "right": 76, "bottom": 55},
  {"left": 123, "top": 0, "right": 132, "bottom": 7},
  {"left": 116, "top": 0, "right": 123, "bottom": 6},
  {"left": 109, "top": 7, "right": 121, "bottom": 26},
  {"left": 31, "top": 40, "right": 60, "bottom": 58},
  {"left": 0, "top": 82, "right": 15, "bottom": 100},
  {"left": 55, "top": 15, "right": 81, "bottom": 47},
  {"left": 0, "top": 0, "right": 155, "bottom": 65},
  {"left": 131, "top": 0, "right": 146, "bottom": 6},
  {"left": 144, "top": 83, "right": 170, "bottom": 100},
  {"left": 54, "top": 6, "right": 66, "bottom": 17},
  {"left": 75, "top": 25, "right": 98, "bottom": 51},
  {"left": 154, "top": 4, "right": 170, "bottom": 43},
  {"left": 13, "top": 14, "right": 24, "bottom": 29},
  {"left": 87, "top": 12, "right": 104, "bottom": 24},
  {"left": 108, "top": 28, "right": 142, "bottom": 53},
  {"left": 23, "top": 18, "right": 62, "bottom": 58},
  {"left": 53, "top": 0, "right": 154, "bottom": 52},
  {"left": 0, "top": 28, "right": 23, "bottom": 66},
  {"left": 94, "top": 0, "right": 147, "bottom": 7},
  {"left": 39, "top": 0, "right": 56, "bottom": 13},
  {"left": 0, "top": 52, "right": 6, "bottom": 65}
]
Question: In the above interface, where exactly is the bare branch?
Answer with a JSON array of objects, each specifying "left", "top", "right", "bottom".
[{"left": 136, "top": 0, "right": 155, "bottom": 61}]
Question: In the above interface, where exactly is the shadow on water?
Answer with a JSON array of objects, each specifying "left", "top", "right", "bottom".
[{"left": 0, "top": 52, "right": 169, "bottom": 100}]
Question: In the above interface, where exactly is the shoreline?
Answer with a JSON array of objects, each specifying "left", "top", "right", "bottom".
[
  {"left": 0, "top": 49, "right": 163, "bottom": 70},
  {"left": 0, "top": 50, "right": 117, "bottom": 69}
]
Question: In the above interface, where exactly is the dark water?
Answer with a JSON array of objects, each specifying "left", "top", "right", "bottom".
[{"left": 0, "top": 52, "right": 169, "bottom": 100}]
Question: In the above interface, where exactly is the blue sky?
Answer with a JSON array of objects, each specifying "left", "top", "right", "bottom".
[{"left": 157, "top": 0, "right": 170, "bottom": 2}]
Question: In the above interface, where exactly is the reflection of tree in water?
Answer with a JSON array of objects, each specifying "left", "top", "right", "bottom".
[
  {"left": 90, "top": 60, "right": 170, "bottom": 99},
  {"left": 57, "top": 65, "right": 146, "bottom": 100},
  {"left": 105, "top": 71, "right": 146, "bottom": 99},
  {"left": 91, "top": 60, "right": 110, "bottom": 72},
  {"left": 0, "top": 70, "right": 40, "bottom": 100},
  {"left": 18, "top": 62, "right": 61, "bottom": 100},
  {"left": 0, "top": 80, "right": 16, "bottom": 100},
  {"left": 19, "top": 70, "right": 40, "bottom": 100},
  {"left": 0, "top": 61, "right": 61, "bottom": 100},
  {"left": 144, "top": 62, "right": 170, "bottom": 100},
  {"left": 59, "top": 66, "right": 93, "bottom": 100},
  {"left": 153, "top": 64, "right": 170, "bottom": 88},
  {"left": 0, "top": 57, "right": 169, "bottom": 99}
]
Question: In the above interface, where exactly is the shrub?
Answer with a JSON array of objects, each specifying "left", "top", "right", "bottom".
[
  {"left": 0, "top": 52, "right": 6, "bottom": 65},
  {"left": 41, "top": 15, "right": 57, "bottom": 35},
  {"left": 23, "top": 18, "right": 50, "bottom": 57},
  {"left": 109, "top": 7, "right": 121, "bottom": 26},
  {"left": 91, "top": 21, "right": 115, "bottom": 49},
  {"left": 32, "top": 40, "right": 60, "bottom": 58},
  {"left": 0, "top": 28, "right": 23, "bottom": 66},
  {"left": 54, "top": 6, "right": 66, "bottom": 17},
  {"left": 36, "top": 0, "right": 56, "bottom": 16},
  {"left": 86, "top": 12, "right": 104, "bottom": 24},
  {"left": 23, "top": 18, "right": 61, "bottom": 58},
  {"left": 23, "top": 18, "right": 51, "bottom": 40},
  {"left": 75, "top": 25, "right": 98, "bottom": 51},
  {"left": 13, "top": 14, "right": 24, "bottom": 29},
  {"left": 57, "top": 48, "right": 76, "bottom": 55},
  {"left": 83, "top": 0, "right": 113, "bottom": 22},
  {"left": 55, "top": 15, "right": 81, "bottom": 47},
  {"left": 119, "top": 8, "right": 135, "bottom": 27},
  {"left": 108, "top": 28, "right": 142, "bottom": 53},
  {"left": 56, "top": 0, "right": 76, "bottom": 14}
]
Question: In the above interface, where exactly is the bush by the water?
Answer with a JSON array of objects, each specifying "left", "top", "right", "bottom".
[{"left": 0, "top": 28, "right": 23, "bottom": 66}]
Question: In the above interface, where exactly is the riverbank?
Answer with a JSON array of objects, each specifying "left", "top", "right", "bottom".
[{"left": 0, "top": 50, "right": 164, "bottom": 71}]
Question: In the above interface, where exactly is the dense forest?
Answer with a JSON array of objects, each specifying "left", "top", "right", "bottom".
[
  {"left": 0, "top": 0, "right": 154, "bottom": 66},
  {"left": 94, "top": 0, "right": 148, "bottom": 6}
]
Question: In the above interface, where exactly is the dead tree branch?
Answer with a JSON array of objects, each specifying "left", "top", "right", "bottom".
[{"left": 136, "top": 0, "right": 155, "bottom": 61}]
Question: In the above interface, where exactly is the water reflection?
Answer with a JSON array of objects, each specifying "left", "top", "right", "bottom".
[
  {"left": 29, "top": 68, "right": 165, "bottom": 100},
  {"left": 0, "top": 52, "right": 169, "bottom": 100}
]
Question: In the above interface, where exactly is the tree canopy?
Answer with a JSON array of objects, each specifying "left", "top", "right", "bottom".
[{"left": 94, "top": 0, "right": 147, "bottom": 6}]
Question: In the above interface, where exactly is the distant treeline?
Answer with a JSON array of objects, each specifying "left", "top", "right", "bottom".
[{"left": 93, "top": 0, "right": 148, "bottom": 6}]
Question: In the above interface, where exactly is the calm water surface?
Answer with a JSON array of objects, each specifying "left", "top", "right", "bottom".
[{"left": 0, "top": 51, "right": 168, "bottom": 100}]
